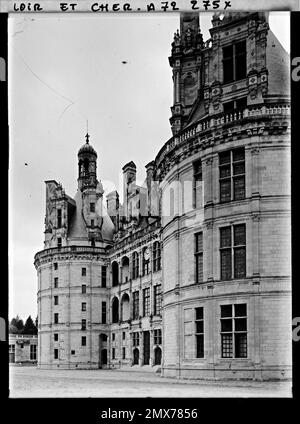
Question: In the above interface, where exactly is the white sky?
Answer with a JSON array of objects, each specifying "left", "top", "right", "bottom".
[{"left": 8, "top": 12, "right": 290, "bottom": 321}]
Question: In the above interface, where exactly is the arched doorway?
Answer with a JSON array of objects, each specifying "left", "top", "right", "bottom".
[
  {"left": 133, "top": 348, "right": 139, "bottom": 365},
  {"left": 99, "top": 333, "right": 108, "bottom": 369},
  {"left": 143, "top": 331, "right": 150, "bottom": 365},
  {"left": 154, "top": 346, "right": 162, "bottom": 365},
  {"left": 101, "top": 349, "right": 107, "bottom": 366}
]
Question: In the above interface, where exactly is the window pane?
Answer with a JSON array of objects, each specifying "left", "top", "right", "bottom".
[
  {"left": 235, "top": 318, "right": 247, "bottom": 331},
  {"left": 221, "top": 250, "right": 232, "bottom": 280},
  {"left": 220, "top": 227, "right": 231, "bottom": 248},
  {"left": 234, "top": 247, "right": 246, "bottom": 278},
  {"left": 234, "top": 224, "right": 246, "bottom": 245},
  {"left": 233, "top": 148, "right": 245, "bottom": 162},
  {"left": 196, "top": 321, "right": 203, "bottom": 334},
  {"left": 233, "top": 177, "right": 245, "bottom": 200},
  {"left": 220, "top": 180, "right": 231, "bottom": 202},
  {"left": 219, "top": 151, "right": 231, "bottom": 165},
  {"left": 221, "top": 319, "right": 233, "bottom": 332},
  {"left": 235, "top": 50, "right": 246, "bottom": 80},
  {"left": 221, "top": 334, "right": 233, "bottom": 358},
  {"left": 196, "top": 253, "right": 203, "bottom": 283},
  {"left": 195, "top": 307, "right": 203, "bottom": 320},
  {"left": 233, "top": 162, "right": 245, "bottom": 175},
  {"left": 195, "top": 233, "right": 203, "bottom": 252},
  {"left": 235, "top": 303, "right": 247, "bottom": 317},
  {"left": 221, "top": 304, "right": 232, "bottom": 318},
  {"left": 235, "top": 333, "right": 247, "bottom": 358},
  {"left": 196, "top": 334, "right": 204, "bottom": 358},
  {"left": 220, "top": 165, "right": 231, "bottom": 179}
]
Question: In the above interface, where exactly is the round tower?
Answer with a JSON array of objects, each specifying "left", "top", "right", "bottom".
[{"left": 34, "top": 135, "right": 114, "bottom": 369}]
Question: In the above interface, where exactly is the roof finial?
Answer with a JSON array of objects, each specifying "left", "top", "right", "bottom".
[{"left": 85, "top": 120, "right": 90, "bottom": 143}]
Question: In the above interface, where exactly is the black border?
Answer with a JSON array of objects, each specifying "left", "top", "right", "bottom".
[{"left": 1, "top": 8, "right": 299, "bottom": 422}]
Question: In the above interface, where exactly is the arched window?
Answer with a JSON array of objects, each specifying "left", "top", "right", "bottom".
[
  {"left": 132, "top": 252, "right": 139, "bottom": 280},
  {"left": 112, "top": 297, "right": 119, "bottom": 323},
  {"left": 122, "top": 256, "right": 130, "bottom": 283},
  {"left": 112, "top": 261, "right": 119, "bottom": 286},
  {"left": 153, "top": 241, "right": 161, "bottom": 272},
  {"left": 121, "top": 293, "right": 130, "bottom": 321},
  {"left": 142, "top": 247, "right": 150, "bottom": 276}
]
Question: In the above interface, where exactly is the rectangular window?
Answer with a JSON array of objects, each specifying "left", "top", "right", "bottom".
[
  {"left": 81, "top": 336, "right": 86, "bottom": 347},
  {"left": 193, "top": 160, "right": 203, "bottom": 209},
  {"left": 91, "top": 219, "right": 94, "bottom": 228},
  {"left": 223, "top": 40, "right": 246, "bottom": 83},
  {"left": 9, "top": 344, "right": 15, "bottom": 353},
  {"left": 133, "top": 332, "right": 139, "bottom": 347},
  {"left": 153, "top": 242, "right": 161, "bottom": 272},
  {"left": 101, "top": 266, "right": 107, "bottom": 287},
  {"left": 54, "top": 313, "right": 59, "bottom": 324},
  {"left": 54, "top": 295, "right": 59, "bottom": 305},
  {"left": 112, "top": 333, "right": 115, "bottom": 342},
  {"left": 53, "top": 262, "right": 58, "bottom": 270},
  {"left": 143, "top": 287, "right": 150, "bottom": 317},
  {"left": 220, "top": 224, "right": 246, "bottom": 280},
  {"left": 30, "top": 344, "right": 37, "bottom": 360},
  {"left": 132, "top": 252, "right": 139, "bottom": 279},
  {"left": 71, "top": 350, "right": 75, "bottom": 355},
  {"left": 195, "top": 232, "right": 203, "bottom": 284},
  {"left": 54, "top": 333, "right": 58, "bottom": 342},
  {"left": 81, "top": 319, "right": 86, "bottom": 331},
  {"left": 102, "top": 302, "right": 107, "bottom": 324},
  {"left": 57, "top": 237, "right": 62, "bottom": 248},
  {"left": 54, "top": 349, "right": 59, "bottom": 359},
  {"left": 195, "top": 307, "right": 204, "bottom": 358},
  {"left": 153, "top": 285, "right": 162, "bottom": 316},
  {"left": 90, "top": 202, "right": 95, "bottom": 212},
  {"left": 112, "top": 348, "right": 115, "bottom": 359},
  {"left": 122, "top": 332, "right": 126, "bottom": 340},
  {"left": 132, "top": 291, "right": 139, "bottom": 320},
  {"left": 143, "top": 249, "right": 150, "bottom": 276},
  {"left": 219, "top": 148, "right": 245, "bottom": 203},
  {"left": 122, "top": 347, "right": 126, "bottom": 359},
  {"left": 82, "top": 268, "right": 86, "bottom": 276},
  {"left": 221, "top": 304, "right": 247, "bottom": 358},
  {"left": 54, "top": 277, "right": 58, "bottom": 288},
  {"left": 154, "top": 329, "right": 162, "bottom": 345},
  {"left": 57, "top": 209, "right": 62, "bottom": 228},
  {"left": 82, "top": 284, "right": 86, "bottom": 294},
  {"left": 82, "top": 302, "right": 86, "bottom": 312}
]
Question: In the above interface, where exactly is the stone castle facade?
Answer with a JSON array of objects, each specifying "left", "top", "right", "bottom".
[{"left": 34, "top": 12, "right": 291, "bottom": 380}]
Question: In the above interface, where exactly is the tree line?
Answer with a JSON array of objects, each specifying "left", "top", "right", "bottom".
[{"left": 9, "top": 315, "right": 38, "bottom": 335}]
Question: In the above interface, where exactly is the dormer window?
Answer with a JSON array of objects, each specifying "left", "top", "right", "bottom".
[{"left": 223, "top": 40, "right": 246, "bottom": 83}]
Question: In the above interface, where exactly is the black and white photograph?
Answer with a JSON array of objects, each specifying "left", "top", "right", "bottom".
[{"left": 7, "top": 4, "right": 292, "bottom": 399}]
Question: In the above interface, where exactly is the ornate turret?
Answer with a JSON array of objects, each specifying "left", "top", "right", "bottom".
[
  {"left": 78, "top": 133, "right": 98, "bottom": 190},
  {"left": 169, "top": 13, "right": 204, "bottom": 135}
]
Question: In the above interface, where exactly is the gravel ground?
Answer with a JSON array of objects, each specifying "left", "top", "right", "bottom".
[{"left": 9, "top": 365, "right": 292, "bottom": 398}]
